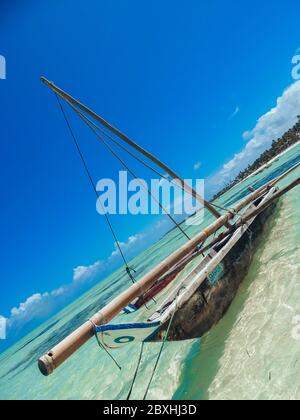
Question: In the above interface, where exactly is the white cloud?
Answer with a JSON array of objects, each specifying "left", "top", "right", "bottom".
[
  {"left": 5, "top": 215, "right": 174, "bottom": 337},
  {"left": 229, "top": 105, "right": 240, "bottom": 120},
  {"left": 6, "top": 262, "right": 105, "bottom": 334},
  {"left": 8, "top": 289, "right": 69, "bottom": 330},
  {"left": 73, "top": 261, "right": 103, "bottom": 283},
  {"left": 242, "top": 130, "right": 252, "bottom": 140},
  {"left": 10, "top": 293, "right": 46, "bottom": 319},
  {"left": 193, "top": 161, "right": 202, "bottom": 171},
  {"left": 110, "top": 234, "right": 144, "bottom": 259},
  {"left": 207, "top": 81, "right": 300, "bottom": 193},
  {"left": 4, "top": 231, "right": 149, "bottom": 337}
]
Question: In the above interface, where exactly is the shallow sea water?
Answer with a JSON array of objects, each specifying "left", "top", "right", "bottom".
[{"left": 0, "top": 144, "right": 299, "bottom": 400}]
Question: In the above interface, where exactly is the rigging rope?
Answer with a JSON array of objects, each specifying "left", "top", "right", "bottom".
[
  {"left": 61, "top": 99, "right": 199, "bottom": 193},
  {"left": 69, "top": 104, "right": 175, "bottom": 184},
  {"left": 90, "top": 320, "right": 122, "bottom": 371},
  {"left": 126, "top": 293, "right": 179, "bottom": 400},
  {"left": 67, "top": 102, "right": 191, "bottom": 241},
  {"left": 142, "top": 303, "right": 177, "bottom": 400},
  {"left": 125, "top": 266, "right": 137, "bottom": 284},
  {"left": 63, "top": 97, "right": 234, "bottom": 217},
  {"left": 55, "top": 93, "right": 244, "bottom": 292},
  {"left": 126, "top": 341, "right": 145, "bottom": 400},
  {"left": 55, "top": 94, "right": 135, "bottom": 275}
]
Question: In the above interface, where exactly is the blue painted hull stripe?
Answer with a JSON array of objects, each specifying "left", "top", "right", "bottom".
[{"left": 96, "top": 322, "right": 160, "bottom": 333}]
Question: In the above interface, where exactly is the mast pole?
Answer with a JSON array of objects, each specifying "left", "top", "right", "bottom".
[{"left": 40, "top": 77, "right": 222, "bottom": 220}]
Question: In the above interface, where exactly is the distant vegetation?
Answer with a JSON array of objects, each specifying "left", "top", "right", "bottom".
[{"left": 212, "top": 116, "right": 300, "bottom": 200}]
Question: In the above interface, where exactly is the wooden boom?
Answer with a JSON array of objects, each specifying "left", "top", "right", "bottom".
[
  {"left": 38, "top": 166, "right": 300, "bottom": 376},
  {"left": 40, "top": 77, "right": 224, "bottom": 220}
]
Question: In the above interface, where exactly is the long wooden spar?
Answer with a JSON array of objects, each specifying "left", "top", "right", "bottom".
[
  {"left": 38, "top": 166, "right": 300, "bottom": 376},
  {"left": 40, "top": 77, "right": 223, "bottom": 221}
]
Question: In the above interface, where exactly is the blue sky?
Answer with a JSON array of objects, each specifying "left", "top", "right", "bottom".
[{"left": 1, "top": 0, "right": 300, "bottom": 346}]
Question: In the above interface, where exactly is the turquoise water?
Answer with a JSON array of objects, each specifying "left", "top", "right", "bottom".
[{"left": 0, "top": 144, "right": 299, "bottom": 400}]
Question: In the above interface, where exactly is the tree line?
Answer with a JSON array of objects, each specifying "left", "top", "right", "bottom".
[{"left": 212, "top": 116, "right": 300, "bottom": 200}]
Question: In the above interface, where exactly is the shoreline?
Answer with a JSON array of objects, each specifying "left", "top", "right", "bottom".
[
  {"left": 213, "top": 139, "right": 300, "bottom": 201},
  {"left": 235, "top": 140, "right": 300, "bottom": 186}
]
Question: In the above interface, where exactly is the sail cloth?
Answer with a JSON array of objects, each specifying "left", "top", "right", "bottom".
[{"left": 96, "top": 322, "right": 160, "bottom": 349}]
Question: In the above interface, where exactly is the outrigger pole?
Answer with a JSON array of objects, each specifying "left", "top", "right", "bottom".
[
  {"left": 40, "top": 77, "right": 224, "bottom": 221},
  {"left": 38, "top": 169, "right": 300, "bottom": 376}
]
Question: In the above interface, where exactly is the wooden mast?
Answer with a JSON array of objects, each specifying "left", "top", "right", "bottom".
[{"left": 40, "top": 77, "right": 223, "bottom": 220}]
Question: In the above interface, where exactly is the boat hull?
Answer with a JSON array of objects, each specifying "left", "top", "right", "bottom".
[{"left": 150, "top": 199, "right": 277, "bottom": 342}]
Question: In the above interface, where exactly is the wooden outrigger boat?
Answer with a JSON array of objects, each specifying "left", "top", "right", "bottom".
[
  {"left": 97, "top": 187, "right": 278, "bottom": 349},
  {"left": 37, "top": 78, "right": 300, "bottom": 379}
]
